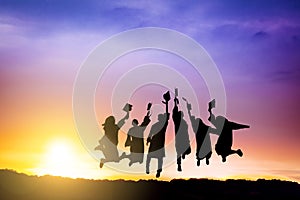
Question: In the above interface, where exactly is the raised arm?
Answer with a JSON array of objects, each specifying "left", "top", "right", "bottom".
[
  {"left": 117, "top": 111, "right": 130, "bottom": 128},
  {"left": 186, "top": 102, "right": 195, "bottom": 124},
  {"left": 140, "top": 115, "right": 151, "bottom": 128},
  {"left": 165, "top": 104, "right": 170, "bottom": 124},
  {"left": 208, "top": 99, "right": 217, "bottom": 126},
  {"left": 140, "top": 102, "right": 152, "bottom": 128},
  {"left": 172, "top": 96, "right": 179, "bottom": 121},
  {"left": 183, "top": 99, "right": 201, "bottom": 134},
  {"left": 173, "top": 99, "right": 179, "bottom": 114}
]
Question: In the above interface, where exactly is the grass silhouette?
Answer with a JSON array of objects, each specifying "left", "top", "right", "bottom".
[{"left": 0, "top": 169, "right": 299, "bottom": 200}]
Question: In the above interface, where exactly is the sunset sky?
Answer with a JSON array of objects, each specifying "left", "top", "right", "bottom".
[{"left": 0, "top": 0, "right": 299, "bottom": 182}]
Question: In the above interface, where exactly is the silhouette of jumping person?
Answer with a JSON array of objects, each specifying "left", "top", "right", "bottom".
[
  {"left": 146, "top": 91, "right": 170, "bottom": 178},
  {"left": 120, "top": 103, "right": 152, "bottom": 166},
  {"left": 183, "top": 97, "right": 216, "bottom": 166},
  {"left": 95, "top": 103, "right": 132, "bottom": 168},
  {"left": 208, "top": 99, "right": 250, "bottom": 162},
  {"left": 172, "top": 88, "right": 191, "bottom": 172}
]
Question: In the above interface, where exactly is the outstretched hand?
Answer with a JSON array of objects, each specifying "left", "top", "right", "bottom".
[
  {"left": 187, "top": 103, "right": 192, "bottom": 110},
  {"left": 174, "top": 97, "right": 179, "bottom": 105},
  {"left": 162, "top": 100, "right": 170, "bottom": 104}
]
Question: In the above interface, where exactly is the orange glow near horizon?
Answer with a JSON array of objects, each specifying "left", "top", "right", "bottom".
[
  {"left": 0, "top": 95, "right": 299, "bottom": 183},
  {"left": 0, "top": 94, "right": 299, "bottom": 183}
]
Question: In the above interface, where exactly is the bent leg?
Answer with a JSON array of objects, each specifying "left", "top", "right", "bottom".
[
  {"left": 227, "top": 149, "right": 243, "bottom": 156},
  {"left": 206, "top": 151, "right": 212, "bottom": 165},
  {"left": 196, "top": 152, "right": 201, "bottom": 166},
  {"left": 119, "top": 152, "right": 129, "bottom": 160},
  {"left": 156, "top": 158, "right": 163, "bottom": 178},
  {"left": 146, "top": 155, "right": 151, "bottom": 174},
  {"left": 177, "top": 155, "right": 182, "bottom": 171},
  {"left": 222, "top": 149, "right": 243, "bottom": 162}
]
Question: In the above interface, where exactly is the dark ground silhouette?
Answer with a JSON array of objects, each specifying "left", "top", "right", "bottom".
[{"left": 1, "top": 169, "right": 299, "bottom": 200}]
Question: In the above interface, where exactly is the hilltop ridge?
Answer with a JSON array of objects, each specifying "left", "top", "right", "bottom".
[{"left": 0, "top": 169, "right": 299, "bottom": 200}]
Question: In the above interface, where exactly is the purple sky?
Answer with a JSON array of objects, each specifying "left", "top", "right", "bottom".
[{"left": 0, "top": 0, "right": 300, "bottom": 181}]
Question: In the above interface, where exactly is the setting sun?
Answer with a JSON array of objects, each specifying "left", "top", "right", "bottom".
[
  {"left": 47, "top": 141, "right": 73, "bottom": 165},
  {"left": 47, "top": 141, "right": 74, "bottom": 169},
  {"left": 33, "top": 139, "right": 94, "bottom": 179},
  {"left": 35, "top": 140, "right": 78, "bottom": 178}
]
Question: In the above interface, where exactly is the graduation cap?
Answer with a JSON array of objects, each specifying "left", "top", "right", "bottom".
[
  {"left": 163, "top": 91, "right": 170, "bottom": 102},
  {"left": 208, "top": 99, "right": 216, "bottom": 110},
  {"left": 182, "top": 97, "right": 191, "bottom": 110},
  {"left": 147, "top": 102, "right": 152, "bottom": 111},
  {"left": 123, "top": 103, "right": 132, "bottom": 112},
  {"left": 175, "top": 88, "right": 178, "bottom": 97}
]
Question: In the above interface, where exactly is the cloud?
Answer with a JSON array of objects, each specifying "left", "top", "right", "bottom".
[
  {"left": 0, "top": 0, "right": 145, "bottom": 35},
  {"left": 253, "top": 31, "right": 269, "bottom": 39},
  {"left": 1, "top": 0, "right": 300, "bottom": 85},
  {"left": 1, "top": 0, "right": 299, "bottom": 35},
  {"left": 269, "top": 69, "right": 300, "bottom": 82}
]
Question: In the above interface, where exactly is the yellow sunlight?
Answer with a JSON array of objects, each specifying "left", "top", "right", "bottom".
[{"left": 33, "top": 139, "right": 103, "bottom": 179}]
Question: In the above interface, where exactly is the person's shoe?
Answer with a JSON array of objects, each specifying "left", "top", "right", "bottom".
[
  {"left": 156, "top": 170, "right": 161, "bottom": 178},
  {"left": 206, "top": 158, "right": 210, "bottom": 165},
  {"left": 237, "top": 149, "right": 243, "bottom": 157},
  {"left": 146, "top": 168, "right": 150, "bottom": 174},
  {"left": 177, "top": 165, "right": 182, "bottom": 172},
  {"left": 197, "top": 159, "right": 200, "bottom": 166},
  {"left": 222, "top": 156, "right": 226, "bottom": 162},
  {"left": 99, "top": 161, "right": 104, "bottom": 168}
]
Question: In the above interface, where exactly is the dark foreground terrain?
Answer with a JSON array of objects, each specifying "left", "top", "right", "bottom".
[{"left": 0, "top": 169, "right": 299, "bottom": 200}]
